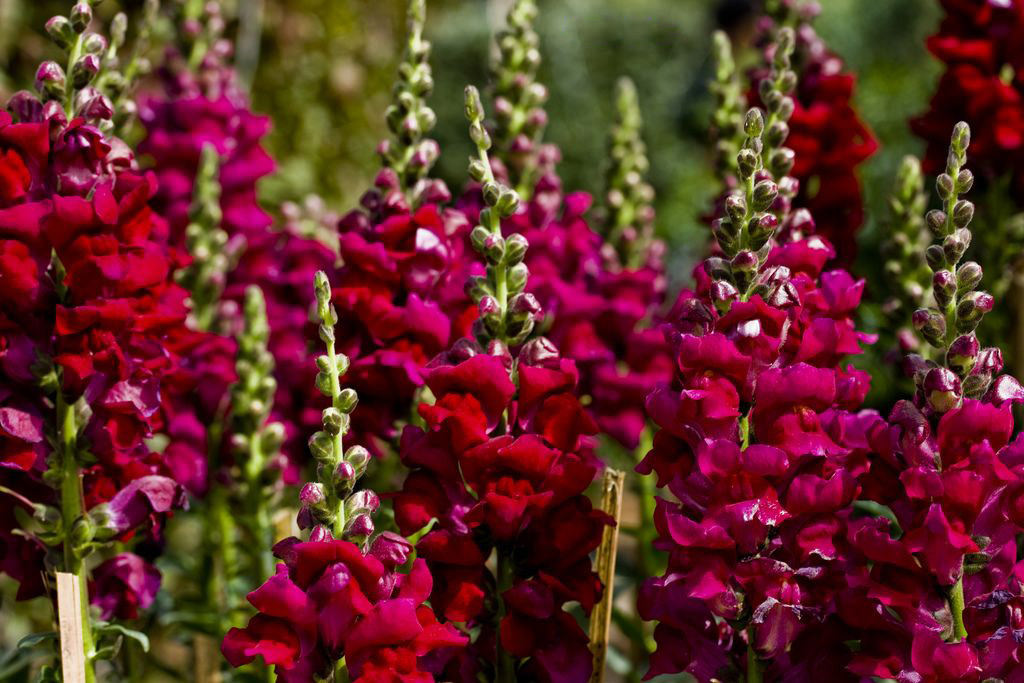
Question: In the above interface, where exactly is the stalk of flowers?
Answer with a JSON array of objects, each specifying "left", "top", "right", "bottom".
[
  {"left": 140, "top": 2, "right": 336, "bottom": 480},
  {"left": 454, "top": 0, "right": 670, "bottom": 452},
  {"left": 741, "top": 1, "right": 878, "bottom": 266},
  {"left": 222, "top": 270, "right": 467, "bottom": 682},
  {"left": 830, "top": 122, "right": 1024, "bottom": 681},
  {"left": 390, "top": 85, "right": 611, "bottom": 683},
  {"left": 333, "top": 0, "right": 477, "bottom": 456},
  {"left": 0, "top": 4, "right": 201, "bottom": 677},
  {"left": 880, "top": 155, "right": 933, "bottom": 355},
  {"left": 638, "top": 26, "right": 876, "bottom": 680},
  {"left": 911, "top": 0, "right": 1024, "bottom": 200}
]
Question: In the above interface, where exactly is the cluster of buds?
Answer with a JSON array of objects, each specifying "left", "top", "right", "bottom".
[
  {"left": 600, "top": 77, "right": 658, "bottom": 270},
  {"left": 228, "top": 287, "right": 288, "bottom": 577},
  {"left": 709, "top": 31, "right": 745, "bottom": 183},
  {"left": 301, "top": 272, "right": 376, "bottom": 544},
  {"left": 38, "top": 1, "right": 118, "bottom": 123},
  {"left": 910, "top": 122, "right": 998, "bottom": 414},
  {"left": 706, "top": 28, "right": 796, "bottom": 311},
  {"left": 490, "top": 0, "right": 550, "bottom": 197},
  {"left": 377, "top": 0, "right": 445, "bottom": 205},
  {"left": 881, "top": 155, "right": 931, "bottom": 334},
  {"left": 175, "top": 145, "right": 242, "bottom": 333},
  {"left": 465, "top": 86, "right": 540, "bottom": 349}
]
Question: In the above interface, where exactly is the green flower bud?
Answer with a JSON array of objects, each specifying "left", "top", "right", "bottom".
[
  {"left": 743, "top": 108, "right": 764, "bottom": 138},
  {"left": 337, "top": 387, "right": 359, "bottom": 414}
]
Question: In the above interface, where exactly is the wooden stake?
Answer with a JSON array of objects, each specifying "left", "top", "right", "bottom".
[
  {"left": 194, "top": 634, "right": 223, "bottom": 683},
  {"left": 56, "top": 571, "right": 87, "bottom": 683},
  {"left": 589, "top": 468, "right": 626, "bottom": 683}
]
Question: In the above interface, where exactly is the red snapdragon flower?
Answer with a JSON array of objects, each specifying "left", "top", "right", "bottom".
[
  {"left": 0, "top": 91, "right": 191, "bottom": 604},
  {"left": 333, "top": 169, "right": 476, "bottom": 454},
  {"left": 911, "top": 0, "right": 1024, "bottom": 196},
  {"left": 222, "top": 534, "right": 466, "bottom": 682},
  {"left": 394, "top": 341, "right": 610, "bottom": 682}
]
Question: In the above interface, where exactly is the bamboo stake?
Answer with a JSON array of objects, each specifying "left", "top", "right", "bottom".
[
  {"left": 589, "top": 468, "right": 626, "bottom": 683},
  {"left": 56, "top": 571, "right": 87, "bottom": 683},
  {"left": 194, "top": 634, "right": 223, "bottom": 683}
]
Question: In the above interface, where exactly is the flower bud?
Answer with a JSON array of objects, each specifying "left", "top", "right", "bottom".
[
  {"left": 505, "top": 233, "right": 528, "bottom": 264},
  {"left": 309, "top": 431, "right": 334, "bottom": 462},
  {"left": 45, "top": 16, "right": 75, "bottom": 49},
  {"left": 957, "top": 169, "right": 974, "bottom": 193},
  {"left": 936, "top": 173, "right": 954, "bottom": 200},
  {"left": 82, "top": 33, "right": 107, "bottom": 54},
  {"left": 484, "top": 234, "right": 505, "bottom": 264},
  {"left": 70, "top": 516, "right": 95, "bottom": 549},
  {"left": 952, "top": 121, "right": 971, "bottom": 154},
  {"left": 952, "top": 199, "right": 974, "bottom": 229},
  {"left": 912, "top": 308, "right": 946, "bottom": 348},
  {"left": 932, "top": 270, "right": 956, "bottom": 307},
  {"left": 743, "top": 108, "right": 764, "bottom": 137},
  {"left": 731, "top": 250, "right": 758, "bottom": 273},
  {"left": 956, "top": 261, "right": 983, "bottom": 292},
  {"left": 345, "top": 513, "right": 374, "bottom": 539},
  {"left": 470, "top": 225, "right": 489, "bottom": 252},
  {"left": 321, "top": 407, "right": 344, "bottom": 435},
  {"left": 956, "top": 291, "right": 994, "bottom": 331},
  {"left": 752, "top": 180, "right": 778, "bottom": 211},
  {"left": 509, "top": 292, "right": 542, "bottom": 317},
  {"left": 70, "top": 3, "right": 92, "bottom": 33},
  {"left": 300, "top": 483, "right": 326, "bottom": 507},
  {"left": 464, "top": 85, "right": 484, "bottom": 121},
  {"left": 943, "top": 228, "right": 971, "bottom": 264},
  {"left": 947, "top": 334, "right": 979, "bottom": 376},
  {"left": 924, "top": 367, "right": 962, "bottom": 413},
  {"left": 962, "top": 373, "right": 992, "bottom": 400},
  {"left": 925, "top": 210, "right": 947, "bottom": 237},
  {"left": 337, "top": 387, "right": 359, "bottom": 414},
  {"left": 737, "top": 148, "right": 758, "bottom": 179},
  {"left": 468, "top": 159, "right": 488, "bottom": 182},
  {"left": 508, "top": 262, "right": 529, "bottom": 293},
  {"left": 724, "top": 195, "right": 746, "bottom": 223},
  {"left": 768, "top": 147, "right": 795, "bottom": 177},
  {"left": 308, "top": 525, "right": 333, "bottom": 542},
  {"left": 703, "top": 257, "right": 732, "bottom": 282},
  {"left": 496, "top": 189, "right": 520, "bottom": 217},
  {"left": 518, "top": 337, "right": 560, "bottom": 366},
  {"left": 975, "top": 347, "right": 1004, "bottom": 376},
  {"left": 346, "top": 490, "right": 381, "bottom": 516},
  {"left": 764, "top": 120, "right": 790, "bottom": 149},
  {"left": 482, "top": 182, "right": 500, "bottom": 206},
  {"left": 710, "top": 280, "right": 739, "bottom": 312},
  {"left": 34, "top": 62, "right": 66, "bottom": 99},
  {"left": 925, "top": 245, "right": 946, "bottom": 272}
]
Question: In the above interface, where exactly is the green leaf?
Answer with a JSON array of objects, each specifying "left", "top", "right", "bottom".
[
  {"left": 95, "top": 623, "right": 150, "bottom": 652},
  {"left": 16, "top": 632, "right": 57, "bottom": 650}
]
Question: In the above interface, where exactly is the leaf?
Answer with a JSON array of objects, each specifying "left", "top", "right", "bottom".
[
  {"left": 95, "top": 623, "right": 150, "bottom": 652},
  {"left": 16, "top": 632, "right": 57, "bottom": 650}
]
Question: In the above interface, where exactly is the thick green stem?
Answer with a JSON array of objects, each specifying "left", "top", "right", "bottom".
[
  {"left": 950, "top": 574, "right": 968, "bottom": 642},
  {"left": 746, "top": 639, "right": 763, "bottom": 683},
  {"left": 495, "top": 549, "right": 516, "bottom": 683},
  {"left": 63, "top": 33, "right": 85, "bottom": 118},
  {"left": 57, "top": 394, "right": 96, "bottom": 683}
]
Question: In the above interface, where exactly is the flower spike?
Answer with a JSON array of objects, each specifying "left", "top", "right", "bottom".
[
  {"left": 910, "top": 122, "right": 998, "bottom": 412},
  {"left": 490, "top": 0, "right": 549, "bottom": 198},
  {"left": 379, "top": 0, "right": 443, "bottom": 206},
  {"left": 710, "top": 30, "right": 747, "bottom": 183},
  {"left": 881, "top": 155, "right": 931, "bottom": 341},
  {"left": 465, "top": 85, "right": 542, "bottom": 350},
  {"left": 601, "top": 76, "right": 657, "bottom": 270},
  {"left": 305, "top": 271, "right": 374, "bottom": 543},
  {"left": 707, "top": 27, "right": 796, "bottom": 311}
]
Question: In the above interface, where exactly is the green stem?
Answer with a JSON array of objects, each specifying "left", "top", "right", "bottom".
[
  {"left": 950, "top": 574, "right": 967, "bottom": 642},
  {"left": 746, "top": 632, "right": 763, "bottom": 683},
  {"left": 495, "top": 549, "right": 516, "bottom": 683},
  {"left": 333, "top": 657, "right": 349, "bottom": 683},
  {"left": 63, "top": 32, "right": 85, "bottom": 119},
  {"left": 57, "top": 394, "right": 96, "bottom": 683},
  {"left": 323, "top": 335, "right": 346, "bottom": 539}
]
